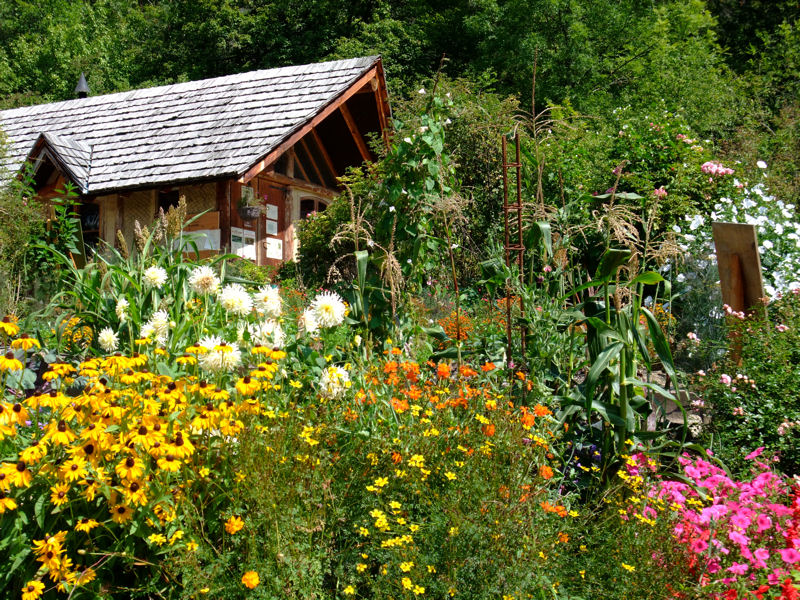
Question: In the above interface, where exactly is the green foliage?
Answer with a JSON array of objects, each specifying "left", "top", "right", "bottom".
[
  {"left": 295, "top": 196, "right": 353, "bottom": 288},
  {"left": 692, "top": 292, "right": 800, "bottom": 476},
  {"left": 0, "top": 163, "right": 44, "bottom": 315}
]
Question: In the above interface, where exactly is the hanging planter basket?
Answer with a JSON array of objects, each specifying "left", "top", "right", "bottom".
[{"left": 237, "top": 205, "right": 262, "bottom": 221}]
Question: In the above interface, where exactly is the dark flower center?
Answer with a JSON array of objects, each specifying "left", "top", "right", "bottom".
[
  {"left": 16, "top": 461, "right": 26, "bottom": 472},
  {"left": 57, "top": 420, "right": 67, "bottom": 432},
  {"left": 125, "top": 457, "right": 135, "bottom": 468},
  {"left": 138, "top": 425, "right": 147, "bottom": 435}
]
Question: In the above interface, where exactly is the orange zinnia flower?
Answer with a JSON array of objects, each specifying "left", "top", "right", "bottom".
[
  {"left": 391, "top": 397, "right": 409, "bottom": 413},
  {"left": 539, "top": 465, "right": 554, "bottom": 480},
  {"left": 436, "top": 362, "right": 450, "bottom": 379},
  {"left": 481, "top": 423, "right": 495, "bottom": 437},
  {"left": 241, "top": 571, "right": 259, "bottom": 589}
]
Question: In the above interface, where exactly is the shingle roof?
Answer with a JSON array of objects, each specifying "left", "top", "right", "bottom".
[
  {"left": 0, "top": 56, "right": 380, "bottom": 194},
  {"left": 36, "top": 132, "right": 92, "bottom": 193}
]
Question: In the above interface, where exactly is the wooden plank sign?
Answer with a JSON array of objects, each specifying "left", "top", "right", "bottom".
[{"left": 712, "top": 222, "right": 766, "bottom": 314}]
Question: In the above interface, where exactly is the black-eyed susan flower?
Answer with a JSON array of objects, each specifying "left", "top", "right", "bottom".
[
  {"left": 5, "top": 460, "right": 32, "bottom": 487},
  {"left": 74, "top": 518, "right": 100, "bottom": 533},
  {"left": 46, "top": 420, "right": 77, "bottom": 446},
  {"left": 109, "top": 503, "right": 134, "bottom": 524},
  {"left": 0, "top": 489, "right": 18, "bottom": 513},
  {"left": 157, "top": 453, "right": 182, "bottom": 472},
  {"left": 235, "top": 376, "right": 260, "bottom": 396},
  {"left": 115, "top": 456, "right": 145, "bottom": 481},
  {"left": 73, "top": 567, "right": 97, "bottom": 586},
  {"left": 50, "top": 483, "right": 70, "bottom": 506},
  {"left": 123, "top": 480, "right": 148, "bottom": 506},
  {"left": 0, "top": 351, "right": 23, "bottom": 372},
  {"left": 21, "top": 580, "right": 44, "bottom": 600},
  {"left": 0, "top": 316, "right": 20, "bottom": 336},
  {"left": 59, "top": 456, "right": 88, "bottom": 483},
  {"left": 11, "top": 334, "right": 40, "bottom": 351}
]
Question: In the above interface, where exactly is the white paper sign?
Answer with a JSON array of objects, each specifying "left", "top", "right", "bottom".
[
  {"left": 266, "top": 204, "right": 278, "bottom": 220},
  {"left": 230, "top": 227, "right": 244, "bottom": 254},
  {"left": 183, "top": 229, "right": 220, "bottom": 251},
  {"left": 265, "top": 238, "right": 283, "bottom": 260},
  {"left": 266, "top": 219, "right": 278, "bottom": 235}
]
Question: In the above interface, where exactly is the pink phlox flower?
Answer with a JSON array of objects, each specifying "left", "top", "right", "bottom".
[
  {"left": 691, "top": 538, "right": 709, "bottom": 553},
  {"left": 756, "top": 513, "right": 773, "bottom": 533},
  {"left": 753, "top": 548, "right": 770, "bottom": 567},
  {"left": 707, "top": 558, "right": 722, "bottom": 574},
  {"left": 701, "top": 504, "right": 729, "bottom": 523},
  {"left": 745, "top": 447, "right": 765, "bottom": 461},
  {"left": 778, "top": 548, "right": 800, "bottom": 564},
  {"left": 727, "top": 562, "right": 749, "bottom": 575},
  {"left": 730, "top": 511, "right": 752, "bottom": 530},
  {"left": 728, "top": 530, "right": 750, "bottom": 546}
]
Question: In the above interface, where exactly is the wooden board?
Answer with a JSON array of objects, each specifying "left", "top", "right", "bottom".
[
  {"left": 184, "top": 211, "right": 220, "bottom": 231},
  {"left": 712, "top": 222, "right": 766, "bottom": 313}
]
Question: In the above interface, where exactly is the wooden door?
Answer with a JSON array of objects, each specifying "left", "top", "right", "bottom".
[{"left": 257, "top": 179, "right": 288, "bottom": 266}]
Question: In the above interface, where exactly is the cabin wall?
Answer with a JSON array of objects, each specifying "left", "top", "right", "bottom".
[
  {"left": 180, "top": 183, "right": 216, "bottom": 214},
  {"left": 120, "top": 190, "right": 155, "bottom": 247}
]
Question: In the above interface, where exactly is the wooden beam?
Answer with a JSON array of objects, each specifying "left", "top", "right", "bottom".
[
  {"left": 239, "top": 64, "right": 379, "bottom": 184},
  {"left": 311, "top": 128, "right": 337, "bottom": 182},
  {"left": 299, "top": 136, "right": 326, "bottom": 186},
  {"left": 262, "top": 172, "right": 337, "bottom": 199},
  {"left": 292, "top": 149, "right": 312, "bottom": 183},
  {"left": 373, "top": 84, "right": 390, "bottom": 149},
  {"left": 339, "top": 102, "right": 371, "bottom": 163}
]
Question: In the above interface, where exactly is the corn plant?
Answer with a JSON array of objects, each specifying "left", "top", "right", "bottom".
[{"left": 558, "top": 248, "right": 688, "bottom": 482}]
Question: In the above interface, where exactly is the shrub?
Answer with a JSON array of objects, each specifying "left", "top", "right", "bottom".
[{"left": 690, "top": 292, "right": 800, "bottom": 476}]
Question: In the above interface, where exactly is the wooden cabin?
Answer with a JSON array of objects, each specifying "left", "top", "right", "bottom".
[{"left": 0, "top": 56, "right": 390, "bottom": 265}]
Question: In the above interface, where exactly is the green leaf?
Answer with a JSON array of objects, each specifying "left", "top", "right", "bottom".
[
  {"left": 641, "top": 307, "right": 677, "bottom": 382},
  {"left": 628, "top": 271, "right": 664, "bottom": 286},
  {"left": 584, "top": 341, "right": 624, "bottom": 409},
  {"left": 354, "top": 250, "right": 368, "bottom": 291},
  {"left": 34, "top": 494, "right": 46, "bottom": 529},
  {"left": 594, "top": 248, "right": 631, "bottom": 280}
]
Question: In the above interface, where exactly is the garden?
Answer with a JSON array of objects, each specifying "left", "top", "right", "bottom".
[
  {"left": 1, "top": 1, "right": 800, "bottom": 598},
  {"left": 1, "top": 87, "right": 799, "bottom": 599}
]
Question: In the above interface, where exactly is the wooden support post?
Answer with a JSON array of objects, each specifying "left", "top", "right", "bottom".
[
  {"left": 311, "top": 128, "right": 338, "bottom": 182},
  {"left": 291, "top": 149, "right": 311, "bottom": 183},
  {"left": 339, "top": 102, "right": 371, "bottom": 162},
  {"left": 299, "top": 136, "right": 326, "bottom": 186}
]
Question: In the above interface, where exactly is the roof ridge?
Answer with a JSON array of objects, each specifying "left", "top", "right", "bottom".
[{"left": 0, "top": 56, "right": 380, "bottom": 118}]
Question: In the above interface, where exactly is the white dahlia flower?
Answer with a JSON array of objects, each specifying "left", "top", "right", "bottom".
[
  {"left": 318, "top": 365, "right": 350, "bottom": 400},
  {"left": 141, "top": 309, "right": 170, "bottom": 345},
  {"left": 98, "top": 327, "right": 118, "bottom": 353},
  {"left": 250, "top": 319, "right": 285, "bottom": 348},
  {"left": 143, "top": 265, "right": 168, "bottom": 289},
  {"left": 219, "top": 283, "right": 253, "bottom": 317},
  {"left": 197, "top": 335, "right": 242, "bottom": 372},
  {"left": 189, "top": 265, "right": 220, "bottom": 295},
  {"left": 300, "top": 307, "right": 319, "bottom": 335},
  {"left": 253, "top": 285, "right": 282, "bottom": 318},
  {"left": 115, "top": 297, "right": 129, "bottom": 323},
  {"left": 310, "top": 291, "right": 347, "bottom": 328}
]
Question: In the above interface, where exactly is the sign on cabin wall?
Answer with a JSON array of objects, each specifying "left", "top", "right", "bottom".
[
  {"left": 231, "top": 226, "right": 257, "bottom": 260},
  {"left": 265, "top": 238, "right": 283, "bottom": 260}
]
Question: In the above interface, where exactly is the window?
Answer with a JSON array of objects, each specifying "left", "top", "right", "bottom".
[
  {"left": 77, "top": 202, "right": 100, "bottom": 253},
  {"left": 300, "top": 197, "right": 327, "bottom": 219},
  {"left": 158, "top": 188, "right": 179, "bottom": 214}
]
